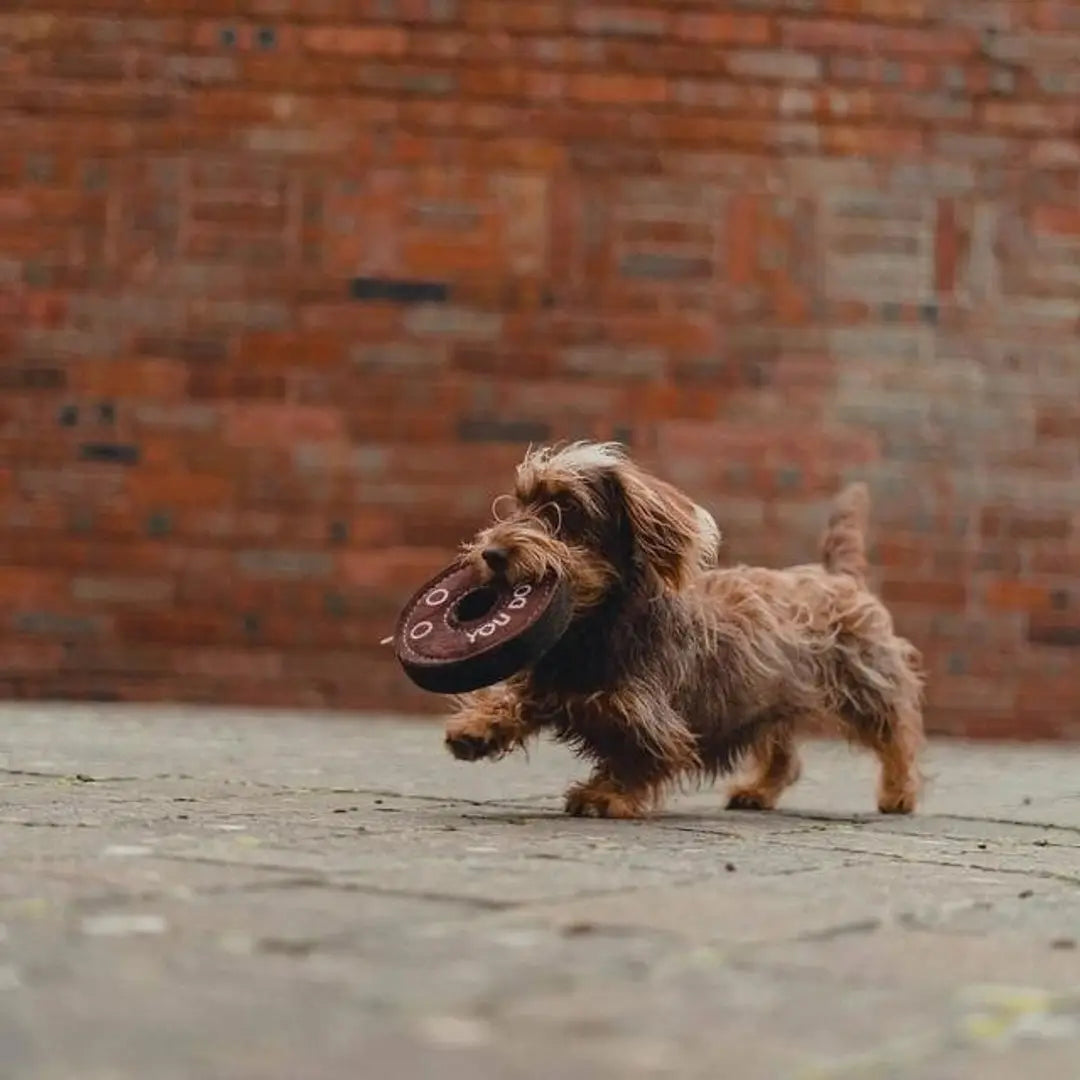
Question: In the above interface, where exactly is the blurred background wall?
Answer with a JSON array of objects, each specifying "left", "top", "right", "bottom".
[{"left": 1, "top": 3, "right": 1078, "bottom": 735}]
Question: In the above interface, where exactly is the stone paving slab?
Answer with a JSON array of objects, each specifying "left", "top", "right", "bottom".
[{"left": 1, "top": 703, "right": 1079, "bottom": 1079}]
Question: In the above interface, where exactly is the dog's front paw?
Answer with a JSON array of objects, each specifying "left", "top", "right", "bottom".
[
  {"left": 444, "top": 713, "right": 515, "bottom": 762},
  {"left": 445, "top": 731, "right": 496, "bottom": 761},
  {"left": 563, "top": 780, "right": 645, "bottom": 820},
  {"left": 725, "top": 787, "right": 776, "bottom": 811},
  {"left": 877, "top": 790, "right": 917, "bottom": 815}
]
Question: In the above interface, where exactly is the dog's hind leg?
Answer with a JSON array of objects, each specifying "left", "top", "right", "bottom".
[
  {"left": 564, "top": 769, "right": 665, "bottom": 819},
  {"left": 862, "top": 699, "right": 923, "bottom": 814},
  {"left": 726, "top": 724, "right": 802, "bottom": 811},
  {"left": 836, "top": 640, "right": 925, "bottom": 814},
  {"left": 561, "top": 686, "right": 699, "bottom": 819}
]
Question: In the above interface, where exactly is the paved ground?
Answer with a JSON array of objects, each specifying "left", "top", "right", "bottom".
[{"left": 1, "top": 704, "right": 1079, "bottom": 1079}]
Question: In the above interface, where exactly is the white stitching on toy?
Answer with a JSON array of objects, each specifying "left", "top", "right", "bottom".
[{"left": 398, "top": 570, "right": 547, "bottom": 663}]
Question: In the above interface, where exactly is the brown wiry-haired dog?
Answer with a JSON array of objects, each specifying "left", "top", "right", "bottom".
[{"left": 444, "top": 442, "right": 924, "bottom": 818}]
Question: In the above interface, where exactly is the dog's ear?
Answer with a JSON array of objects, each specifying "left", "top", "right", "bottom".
[{"left": 612, "top": 463, "right": 706, "bottom": 590}]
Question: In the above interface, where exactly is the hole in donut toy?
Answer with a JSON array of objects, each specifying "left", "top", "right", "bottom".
[{"left": 452, "top": 586, "right": 499, "bottom": 625}]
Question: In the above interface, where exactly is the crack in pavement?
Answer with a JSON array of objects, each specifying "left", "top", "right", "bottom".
[
  {"left": 767, "top": 837, "right": 1080, "bottom": 888},
  {"left": 0, "top": 768, "right": 139, "bottom": 783}
]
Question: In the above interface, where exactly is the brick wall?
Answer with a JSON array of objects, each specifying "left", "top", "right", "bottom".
[{"left": 1, "top": 3, "right": 1079, "bottom": 736}]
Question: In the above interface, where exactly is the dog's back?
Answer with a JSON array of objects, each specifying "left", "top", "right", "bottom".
[{"left": 694, "top": 481, "right": 872, "bottom": 598}]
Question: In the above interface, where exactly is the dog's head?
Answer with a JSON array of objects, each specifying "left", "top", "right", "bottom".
[{"left": 461, "top": 442, "right": 721, "bottom": 613}]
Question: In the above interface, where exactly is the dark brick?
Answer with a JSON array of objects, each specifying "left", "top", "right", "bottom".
[
  {"left": 324, "top": 592, "right": 348, "bottom": 618},
  {"left": 146, "top": 512, "right": 172, "bottom": 537},
  {"left": 136, "top": 336, "right": 228, "bottom": 363},
  {"left": 14, "top": 612, "right": 104, "bottom": 638},
  {"left": 458, "top": 418, "right": 552, "bottom": 443},
  {"left": 1028, "top": 624, "right": 1080, "bottom": 648},
  {"left": 349, "top": 277, "right": 450, "bottom": 304},
  {"left": 618, "top": 253, "right": 713, "bottom": 281},
  {"left": 0, "top": 368, "right": 66, "bottom": 391},
  {"left": 79, "top": 443, "right": 140, "bottom": 466}
]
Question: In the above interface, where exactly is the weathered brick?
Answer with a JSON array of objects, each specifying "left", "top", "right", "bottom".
[
  {"left": 0, "top": 0, "right": 1075, "bottom": 738},
  {"left": 782, "top": 18, "right": 975, "bottom": 57},
  {"left": 569, "top": 73, "right": 668, "bottom": 105},
  {"left": 726, "top": 49, "right": 822, "bottom": 81},
  {"left": 235, "top": 550, "right": 335, "bottom": 580},
  {"left": 457, "top": 418, "right": 551, "bottom": 443},
  {"left": 673, "top": 13, "right": 771, "bottom": 45},
  {"left": 619, "top": 253, "right": 713, "bottom": 281},
  {"left": 350, "top": 342, "right": 449, "bottom": 372},
  {"left": 574, "top": 6, "right": 668, "bottom": 38},
  {"left": 303, "top": 25, "right": 408, "bottom": 56},
  {"left": 224, "top": 404, "right": 347, "bottom": 448},
  {"left": 1028, "top": 622, "right": 1080, "bottom": 649},
  {"left": 403, "top": 306, "right": 503, "bottom": 340},
  {"left": 71, "top": 577, "right": 174, "bottom": 606},
  {"left": 14, "top": 611, "right": 106, "bottom": 638}
]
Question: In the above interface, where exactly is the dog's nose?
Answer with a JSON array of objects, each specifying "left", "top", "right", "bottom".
[{"left": 481, "top": 546, "right": 510, "bottom": 574}]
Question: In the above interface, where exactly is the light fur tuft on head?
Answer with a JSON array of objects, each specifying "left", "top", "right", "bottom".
[{"left": 515, "top": 441, "right": 627, "bottom": 501}]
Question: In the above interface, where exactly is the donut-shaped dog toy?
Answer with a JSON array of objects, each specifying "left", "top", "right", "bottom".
[{"left": 393, "top": 563, "right": 572, "bottom": 694}]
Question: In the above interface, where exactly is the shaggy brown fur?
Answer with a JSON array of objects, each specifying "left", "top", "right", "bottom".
[{"left": 444, "top": 442, "right": 925, "bottom": 818}]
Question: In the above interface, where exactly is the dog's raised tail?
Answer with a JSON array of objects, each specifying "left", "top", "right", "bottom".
[{"left": 820, "top": 482, "right": 870, "bottom": 581}]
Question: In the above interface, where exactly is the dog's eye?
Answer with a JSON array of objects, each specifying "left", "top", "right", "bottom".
[
  {"left": 537, "top": 502, "right": 562, "bottom": 533},
  {"left": 548, "top": 494, "right": 589, "bottom": 536}
]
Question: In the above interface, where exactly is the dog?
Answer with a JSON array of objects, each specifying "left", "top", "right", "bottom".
[{"left": 443, "top": 442, "right": 924, "bottom": 818}]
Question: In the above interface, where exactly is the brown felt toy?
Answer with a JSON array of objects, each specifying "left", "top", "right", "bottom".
[{"left": 393, "top": 562, "right": 572, "bottom": 695}]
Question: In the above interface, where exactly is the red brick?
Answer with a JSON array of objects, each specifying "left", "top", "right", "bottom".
[
  {"left": 0, "top": 640, "right": 66, "bottom": 673},
  {"left": 71, "top": 576, "right": 174, "bottom": 606},
  {"left": 569, "top": 73, "right": 668, "bottom": 105},
  {"left": 0, "top": 568, "right": 70, "bottom": 607},
  {"left": 126, "top": 471, "right": 234, "bottom": 507},
  {"left": 935, "top": 199, "right": 959, "bottom": 293},
  {"left": 782, "top": 18, "right": 975, "bottom": 57},
  {"left": 981, "top": 100, "right": 1078, "bottom": 133},
  {"left": 0, "top": 0, "right": 1076, "bottom": 740},
  {"left": 880, "top": 579, "right": 968, "bottom": 608},
  {"left": 302, "top": 25, "right": 408, "bottom": 56},
  {"left": 825, "top": 125, "right": 924, "bottom": 156},
  {"left": 959, "top": 712, "right": 1067, "bottom": 741},
  {"left": 339, "top": 548, "right": 452, "bottom": 589},
  {"left": 825, "top": 0, "right": 933, "bottom": 17},
  {"left": 174, "top": 648, "right": 284, "bottom": 681},
  {"left": 574, "top": 7, "right": 669, "bottom": 38},
  {"left": 726, "top": 49, "right": 821, "bottom": 82},
  {"left": 984, "top": 580, "right": 1056, "bottom": 613},
  {"left": 673, "top": 14, "right": 771, "bottom": 46},
  {"left": 224, "top": 404, "right": 347, "bottom": 448},
  {"left": 68, "top": 358, "right": 189, "bottom": 398},
  {"left": 1032, "top": 205, "right": 1080, "bottom": 236},
  {"left": 463, "top": 1, "right": 565, "bottom": 32}
]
